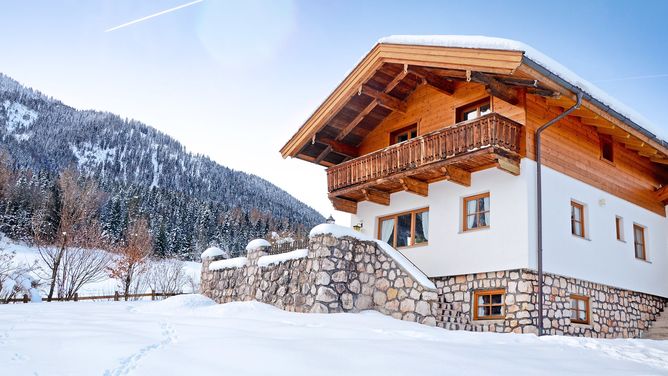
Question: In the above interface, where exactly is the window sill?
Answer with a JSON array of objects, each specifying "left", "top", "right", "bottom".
[
  {"left": 571, "top": 322, "right": 592, "bottom": 328},
  {"left": 395, "top": 243, "right": 429, "bottom": 250},
  {"left": 616, "top": 239, "right": 626, "bottom": 243},
  {"left": 599, "top": 157, "right": 615, "bottom": 167},
  {"left": 572, "top": 234, "right": 591, "bottom": 241},
  {"left": 472, "top": 318, "right": 505, "bottom": 324},
  {"left": 635, "top": 258, "right": 652, "bottom": 264},
  {"left": 459, "top": 226, "right": 491, "bottom": 235}
]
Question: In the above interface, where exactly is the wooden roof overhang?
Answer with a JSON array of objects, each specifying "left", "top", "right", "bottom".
[{"left": 280, "top": 42, "right": 668, "bottom": 210}]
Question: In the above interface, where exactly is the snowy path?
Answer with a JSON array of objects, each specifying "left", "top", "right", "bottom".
[{"left": 1, "top": 295, "right": 667, "bottom": 376}]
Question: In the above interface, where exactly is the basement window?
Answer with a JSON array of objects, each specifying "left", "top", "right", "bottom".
[
  {"left": 600, "top": 135, "right": 614, "bottom": 163},
  {"left": 390, "top": 124, "right": 418, "bottom": 145},
  {"left": 474, "top": 289, "right": 505, "bottom": 320},
  {"left": 378, "top": 208, "right": 429, "bottom": 248},
  {"left": 456, "top": 97, "right": 492, "bottom": 122},
  {"left": 570, "top": 294, "right": 590, "bottom": 324}
]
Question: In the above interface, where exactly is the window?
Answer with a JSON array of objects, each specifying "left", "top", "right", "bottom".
[
  {"left": 633, "top": 224, "right": 646, "bottom": 260},
  {"left": 456, "top": 97, "right": 492, "bottom": 122},
  {"left": 615, "top": 216, "right": 624, "bottom": 241},
  {"left": 571, "top": 201, "right": 585, "bottom": 238},
  {"left": 600, "top": 135, "right": 614, "bottom": 163},
  {"left": 570, "top": 295, "right": 590, "bottom": 324},
  {"left": 390, "top": 124, "right": 418, "bottom": 145},
  {"left": 474, "top": 289, "right": 505, "bottom": 320},
  {"left": 378, "top": 208, "right": 429, "bottom": 248},
  {"left": 463, "top": 193, "right": 490, "bottom": 231}
]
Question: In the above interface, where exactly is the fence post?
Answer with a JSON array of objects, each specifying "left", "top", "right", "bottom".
[
  {"left": 151, "top": 289, "right": 155, "bottom": 301},
  {"left": 22, "top": 294, "right": 29, "bottom": 303},
  {"left": 114, "top": 291, "right": 119, "bottom": 301},
  {"left": 74, "top": 293, "right": 78, "bottom": 302}
]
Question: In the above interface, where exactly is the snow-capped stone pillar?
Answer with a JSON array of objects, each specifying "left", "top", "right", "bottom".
[{"left": 245, "top": 239, "right": 271, "bottom": 266}]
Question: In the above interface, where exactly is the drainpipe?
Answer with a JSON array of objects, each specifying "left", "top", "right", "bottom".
[{"left": 536, "top": 91, "right": 582, "bottom": 336}]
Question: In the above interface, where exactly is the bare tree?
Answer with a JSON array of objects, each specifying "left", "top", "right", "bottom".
[
  {"left": 108, "top": 218, "right": 152, "bottom": 300},
  {"left": 35, "top": 168, "right": 103, "bottom": 301},
  {"left": 146, "top": 258, "right": 186, "bottom": 296}
]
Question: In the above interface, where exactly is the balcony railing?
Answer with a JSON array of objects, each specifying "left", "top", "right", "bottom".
[{"left": 327, "top": 113, "right": 522, "bottom": 192}]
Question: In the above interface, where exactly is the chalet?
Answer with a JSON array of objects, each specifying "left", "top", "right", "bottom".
[{"left": 280, "top": 35, "right": 668, "bottom": 337}]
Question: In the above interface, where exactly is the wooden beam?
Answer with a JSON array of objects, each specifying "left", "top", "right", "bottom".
[
  {"left": 317, "top": 137, "right": 360, "bottom": 158},
  {"left": 399, "top": 177, "right": 428, "bottom": 196},
  {"left": 441, "top": 166, "right": 471, "bottom": 186},
  {"left": 330, "top": 197, "right": 357, "bottom": 214},
  {"left": 335, "top": 100, "right": 377, "bottom": 141},
  {"left": 361, "top": 188, "right": 390, "bottom": 206},
  {"left": 470, "top": 72, "right": 519, "bottom": 105},
  {"left": 655, "top": 185, "right": 668, "bottom": 203},
  {"left": 580, "top": 117, "right": 616, "bottom": 129},
  {"left": 360, "top": 84, "right": 407, "bottom": 113},
  {"left": 651, "top": 157, "right": 668, "bottom": 166},
  {"left": 407, "top": 66, "right": 455, "bottom": 95},
  {"left": 384, "top": 67, "right": 409, "bottom": 93},
  {"left": 526, "top": 87, "right": 560, "bottom": 97},
  {"left": 496, "top": 156, "right": 520, "bottom": 175},
  {"left": 314, "top": 145, "right": 332, "bottom": 164}
]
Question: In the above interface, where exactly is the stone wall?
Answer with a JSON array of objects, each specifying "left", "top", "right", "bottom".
[
  {"left": 200, "top": 233, "right": 438, "bottom": 326},
  {"left": 434, "top": 269, "right": 667, "bottom": 338}
]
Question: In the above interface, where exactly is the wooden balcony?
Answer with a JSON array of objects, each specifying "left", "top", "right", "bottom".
[{"left": 327, "top": 113, "right": 523, "bottom": 213}]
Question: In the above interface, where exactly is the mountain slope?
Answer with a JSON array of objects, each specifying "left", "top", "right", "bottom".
[{"left": 0, "top": 73, "right": 323, "bottom": 258}]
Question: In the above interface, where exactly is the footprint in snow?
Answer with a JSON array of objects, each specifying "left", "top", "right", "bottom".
[{"left": 103, "top": 322, "right": 177, "bottom": 376}]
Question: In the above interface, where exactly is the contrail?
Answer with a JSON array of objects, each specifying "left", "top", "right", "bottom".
[
  {"left": 594, "top": 73, "right": 668, "bottom": 83},
  {"left": 105, "top": 0, "right": 204, "bottom": 32}
]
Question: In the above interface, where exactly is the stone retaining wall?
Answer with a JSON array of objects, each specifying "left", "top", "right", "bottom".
[
  {"left": 200, "top": 233, "right": 438, "bottom": 326},
  {"left": 434, "top": 269, "right": 667, "bottom": 338}
]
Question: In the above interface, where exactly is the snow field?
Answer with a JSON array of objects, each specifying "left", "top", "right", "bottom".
[{"left": 1, "top": 295, "right": 667, "bottom": 376}]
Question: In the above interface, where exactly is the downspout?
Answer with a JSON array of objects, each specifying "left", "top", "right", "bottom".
[{"left": 536, "top": 90, "right": 582, "bottom": 336}]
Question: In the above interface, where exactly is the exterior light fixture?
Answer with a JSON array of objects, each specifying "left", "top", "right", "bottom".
[
  {"left": 352, "top": 221, "right": 363, "bottom": 232},
  {"left": 326, "top": 215, "right": 335, "bottom": 224}
]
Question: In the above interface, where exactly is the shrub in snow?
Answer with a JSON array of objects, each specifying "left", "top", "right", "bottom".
[
  {"left": 0, "top": 249, "right": 40, "bottom": 303},
  {"left": 146, "top": 258, "right": 187, "bottom": 295}
]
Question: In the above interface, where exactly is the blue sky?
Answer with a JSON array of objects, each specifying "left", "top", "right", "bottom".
[{"left": 0, "top": 0, "right": 666, "bottom": 221}]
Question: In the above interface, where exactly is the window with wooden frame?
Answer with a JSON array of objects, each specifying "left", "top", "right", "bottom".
[
  {"left": 600, "top": 134, "right": 614, "bottom": 163},
  {"left": 571, "top": 201, "right": 585, "bottom": 238},
  {"left": 456, "top": 97, "right": 492, "bottom": 122},
  {"left": 377, "top": 208, "right": 429, "bottom": 248},
  {"left": 633, "top": 224, "right": 647, "bottom": 260},
  {"left": 463, "top": 193, "right": 490, "bottom": 231},
  {"left": 570, "top": 294, "right": 590, "bottom": 324},
  {"left": 474, "top": 289, "right": 505, "bottom": 320},
  {"left": 615, "top": 216, "right": 624, "bottom": 241},
  {"left": 390, "top": 123, "right": 418, "bottom": 145}
]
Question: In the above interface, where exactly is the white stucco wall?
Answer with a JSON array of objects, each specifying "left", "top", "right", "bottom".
[
  {"left": 524, "top": 159, "right": 668, "bottom": 298},
  {"left": 350, "top": 158, "right": 668, "bottom": 298},
  {"left": 352, "top": 162, "right": 532, "bottom": 278}
]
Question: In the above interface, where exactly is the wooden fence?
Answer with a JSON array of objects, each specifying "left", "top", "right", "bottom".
[{"left": 3, "top": 290, "right": 182, "bottom": 304}]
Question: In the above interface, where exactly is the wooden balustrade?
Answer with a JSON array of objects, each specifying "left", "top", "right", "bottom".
[{"left": 327, "top": 113, "right": 522, "bottom": 192}]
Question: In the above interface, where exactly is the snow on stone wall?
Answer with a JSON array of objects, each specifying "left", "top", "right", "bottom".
[{"left": 200, "top": 233, "right": 438, "bottom": 326}]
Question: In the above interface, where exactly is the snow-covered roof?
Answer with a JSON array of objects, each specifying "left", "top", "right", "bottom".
[
  {"left": 200, "top": 246, "right": 227, "bottom": 260},
  {"left": 310, "top": 224, "right": 436, "bottom": 289},
  {"left": 379, "top": 35, "right": 667, "bottom": 144},
  {"left": 246, "top": 239, "right": 271, "bottom": 251}
]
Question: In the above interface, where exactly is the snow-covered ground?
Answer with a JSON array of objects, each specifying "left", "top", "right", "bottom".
[
  {"left": 0, "top": 295, "right": 667, "bottom": 376},
  {"left": 1, "top": 236, "right": 201, "bottom": 296}
]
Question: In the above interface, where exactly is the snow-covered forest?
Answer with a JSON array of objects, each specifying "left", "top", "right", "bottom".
[{"left": 0, "top": 73, "right": 324, "bottom": 260}]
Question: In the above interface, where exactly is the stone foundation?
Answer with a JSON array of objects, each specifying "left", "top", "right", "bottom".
[
  {"left": 434, "top": 269, "right": 667, "bottom": 338},
  {"left": 200, "top": 232, "right": 438, "bottom": 326}
]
